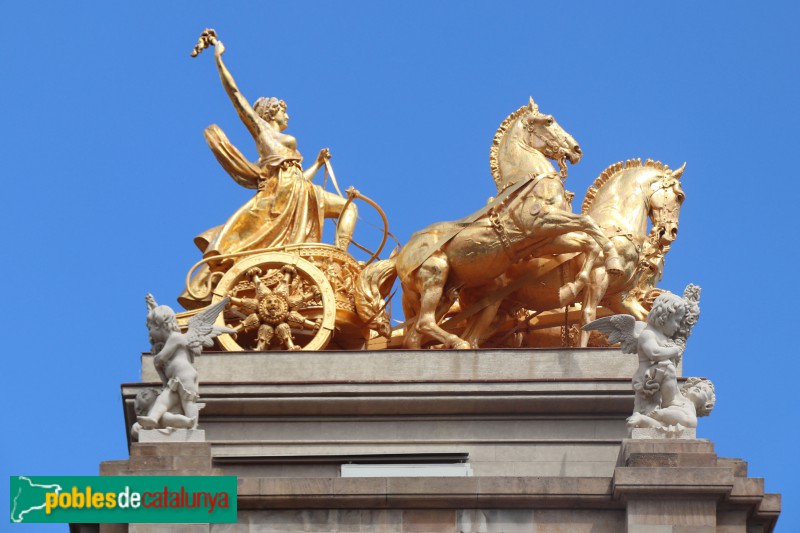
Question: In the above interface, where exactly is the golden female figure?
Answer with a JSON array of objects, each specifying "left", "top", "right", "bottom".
[{"left": 182, "top": 31, "right": 357, "bottom": 308}]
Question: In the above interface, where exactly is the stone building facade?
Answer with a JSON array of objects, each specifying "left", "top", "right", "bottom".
[{"left": 80, "top": 348, "right": 779, "bottom": 532}]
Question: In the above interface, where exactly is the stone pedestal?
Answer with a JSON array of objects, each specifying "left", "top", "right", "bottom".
[
  {"left": 614, "top": 439, "right": 779, "bottom": 532},
  {"left": 97, "top": 442, "right": 220, "bottom": 533},
  {"left": 631, "top": 428, "right": 697, "bottom": 440},
  {"left": 138, "top": 429, "right": 206, "bottom": 443},
  {"left": 91, "top": 348, "right": 779, "bottom": 532}
]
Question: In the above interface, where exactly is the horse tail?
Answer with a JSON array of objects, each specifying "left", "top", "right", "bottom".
[{"left": 355, "top": 258, "right": 398, "bottom": 338}]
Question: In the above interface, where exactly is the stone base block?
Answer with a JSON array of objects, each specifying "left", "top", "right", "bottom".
[
  {"left": 139, "top": 429, "right": 206, "bottom": 443},
  {"left": 141, "top": 348, "right": 638, "bottom": 383},
  {"left": 631, "top": 427, "right": 696, "bottom": 440}
]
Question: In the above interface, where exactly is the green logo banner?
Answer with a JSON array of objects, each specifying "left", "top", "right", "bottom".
[{"left": 9, "top": 476, "right": 237, "bottom": 524}]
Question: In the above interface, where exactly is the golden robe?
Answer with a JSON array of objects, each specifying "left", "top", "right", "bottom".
[
  {"left": 179, "top": 125, "right": 324, "bottom": 309},
  {"left": 199, "top": 124, "right": 324, "bottom": 255}
]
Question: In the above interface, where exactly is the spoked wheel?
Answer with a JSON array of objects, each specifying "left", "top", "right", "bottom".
[{"left": 210, "top": 252, "right": 336, "bottom": 351}]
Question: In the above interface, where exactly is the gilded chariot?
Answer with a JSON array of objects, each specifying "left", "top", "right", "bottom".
[
  {"left": 178, "top": 30, "right": 391, "bottom": 351},
  {"left": 183, "top": 238, "right": 390, "bottom": 352}
]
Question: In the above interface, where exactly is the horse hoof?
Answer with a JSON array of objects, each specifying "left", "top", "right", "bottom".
[
  {"left": 453, "top": 340, "right": 472, "bottom": 350},
  {"left": 605, "top": 257, "right": 624, "bottom": 276}
]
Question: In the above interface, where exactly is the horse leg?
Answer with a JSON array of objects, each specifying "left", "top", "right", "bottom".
[
  {"left": 534, "top": 211, "right": 623, "bottom": 275},
  {"left": 401, "top": 285, "right": 424, "bottom": 349},
  {"left": 466, "top": 298, "right": 504, "bottom": 349},
  {"left": 415, "top": 253, "right": 471, "bottom": 349},
  {"left": 578, "top": 267, "right": 609, "bottom": 347},
  {"left": 434, "top": 290, "right": 457, "bottom": 324},
  {"left": 535, "top": 232, "right": 601, "bottom": 306},
  {"left": 560, "top": 241, "right": 599, "bottom": 306},
  {"left": 404, "top": 324, "right": 423, "bottom": 349},
  {"left": 606, "top": 292, "right": 649, "bottom": 321},
  {"left": 575, "top": 215, "right": 624, "bottom": 275},
  {"left": 461, "top": 279, "right": 505, "bottom": 349}
]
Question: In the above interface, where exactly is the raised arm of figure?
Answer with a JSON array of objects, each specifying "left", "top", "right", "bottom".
[
  {"left": 214, "top": 41, "right": 264, "bottom": 142},
  {"left": 638, "top": 329, "right": 682, "bottom": 362}
]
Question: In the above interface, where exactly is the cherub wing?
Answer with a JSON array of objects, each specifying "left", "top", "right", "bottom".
[
  {"left": 186, "top": 297, "right": 237, "bottom": 353},
  {"left": 581, "top": 314, "right": 644, "bottom": 354}
]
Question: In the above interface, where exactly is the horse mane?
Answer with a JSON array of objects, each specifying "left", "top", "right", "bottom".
[
  {"left": 581, "top": 158, "right": 671, "bottom": 214},
  {"left": 490, "top": 105, "right": 528, "bottom": 191}
]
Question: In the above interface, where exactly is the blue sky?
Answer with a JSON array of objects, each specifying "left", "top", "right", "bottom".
[{"left": 2, "top": 2, "right": 798, "bottom": 531}]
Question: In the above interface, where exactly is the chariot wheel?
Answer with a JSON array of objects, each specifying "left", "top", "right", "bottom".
[{"left": 210, "top": 252, "right": 336, "bottom": 351}]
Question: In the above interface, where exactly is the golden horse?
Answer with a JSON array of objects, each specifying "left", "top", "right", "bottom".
[
  {"left": 355, "top": 99, "right": 623, "bottom": 349},
  {"left": 459, "top": 158, "right": 686, "bottom": 348}
]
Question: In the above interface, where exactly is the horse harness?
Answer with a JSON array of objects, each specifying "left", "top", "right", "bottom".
[
  {"left": 404, "top": 172, "right": 564, "bottom": 273},
  {"left": 487, "top": 172, "right": 563, "bottom": 252}
]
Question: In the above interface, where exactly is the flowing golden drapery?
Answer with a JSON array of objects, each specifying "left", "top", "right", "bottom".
[
  {"left": 199, "top": 124, "right": 324, "bottom": 256},
  {"left": 179, "top": 126, "right": 326, "bottom": 310}
]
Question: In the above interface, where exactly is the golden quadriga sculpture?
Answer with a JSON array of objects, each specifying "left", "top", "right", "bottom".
[{"left": 176, "top": 29, "right": 687, "bottom": 351}]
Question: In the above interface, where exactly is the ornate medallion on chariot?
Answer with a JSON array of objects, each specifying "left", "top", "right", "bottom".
[{"left": 209, "top": 248, "right": 365, "bottom": 351}]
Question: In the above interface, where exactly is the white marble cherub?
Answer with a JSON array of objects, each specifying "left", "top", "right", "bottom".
[
  {"left": 582, "top": 285, "right": 711, "bottom": 430},
  {"left": 626, "top": 376, "right": 715, "bottom": 431},
  {"left": 130, "top": 387, "right": 204, "bottom": 440},
  {"left": 136, "top": 295, "right": 234, "bottom": 433}
]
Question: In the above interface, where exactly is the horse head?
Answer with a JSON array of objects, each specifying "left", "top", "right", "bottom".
[
  {"left": 647, "top": 162, "right": 686, "bottom": 246},
  {"left": 520, "top": 97, "right": 582, "bottom": 177},
  {"left": 491, "top": 98, "right": 582, "bottom": 192}
]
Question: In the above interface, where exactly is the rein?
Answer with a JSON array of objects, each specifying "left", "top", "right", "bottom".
[{"left": 514, "top": 139, "right": 568, "bottom": 182}]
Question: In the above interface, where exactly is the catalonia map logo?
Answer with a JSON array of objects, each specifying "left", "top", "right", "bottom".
[{"left": 10, "top": 476, "right": 237, "bottom": 524}]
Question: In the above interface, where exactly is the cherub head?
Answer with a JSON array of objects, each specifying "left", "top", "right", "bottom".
[
  {"left": 145, "top": 294, "right": 180, "bottom": 349},
  {"left": 146, "top": 305, "right": 179, "bottom": 338},
  {"left": 647, "top": 292, "right": 686, "bottom": 337},
  {"left": 681, "top": 377, "right": 716, "bottom": 416},
  {"left": 134, "top": 388, "right": 161, "bottom": 417}
]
